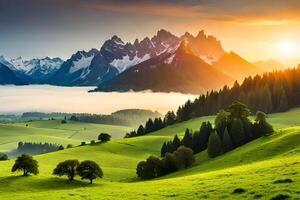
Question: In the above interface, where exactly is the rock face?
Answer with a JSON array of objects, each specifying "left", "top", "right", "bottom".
[
  {"left": 51, "top": 29, "right": 226, "bottom": 86},
  {"left": 94, "top": 41, "right": 233, "bottom": 94},
  {"left": 0, "top": 29, "right": 263, "bottom": 91},
  {"left": 0, "top": 55, "right": 63, "bottom": 83}
]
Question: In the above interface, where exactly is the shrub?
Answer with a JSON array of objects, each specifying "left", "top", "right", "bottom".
[
  {"left": 61, "top": 119, "right": 67, "bottom": 124},
  {"left": 207, "top": 131, "right": 222, "bottom": 158},
  {"left": 77, "top": 160, "right": 103, "bottom": 184},
  {"left": 98, "top": 133, "right": 111, "bottom": 142},
  {"left": 67, "top": 144, "right": 73, "bottom": 148},
  {"left": 53, "top": 160, "right": 79, "bottom": 181},
  {"left": 162, "top": 153, "right": 178, "bottom": 173},
  {"left": 11, "top": 154, "right": 39, "bottom": 176},
  {"left": 0, "top": 152, "right": 8, "bottom": 161},
  {"left": 80, "top": 142, "right": 86, "bottom": 146},
  {"left": 136, "top": 156, "right": 164, "bottom": 179},
  {"left": 173, "top": 146, "right": 195, "bottom": 169},
  {"left": 90, "top": 140, "right": 96, "bottom": 145}
]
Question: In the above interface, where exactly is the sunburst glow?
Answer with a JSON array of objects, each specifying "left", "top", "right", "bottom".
[{"left": 278, "top": 41, "right": 296, "bottom": 54}]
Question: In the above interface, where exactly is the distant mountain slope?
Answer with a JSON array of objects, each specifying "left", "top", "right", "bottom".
[
  {"left": 213, "top": 52, "right": 263, "bottom": 82},
  {"left": 0, "top": 63, "right": 22, "bottom": 85},
  {"left": 0, "top": 56, "right": 63, "bottom": 83},
  {"left": 49, "top": 49, "right": 99, "bottom": 85},
  {"left": 254, "top": 59, "right": 286, "bottom": 72},
  {"left": 95, "top": 42, "right": 233, "bottom": 94},
  {"left": 51, "top": 29, "right": 226, "bottom": 86}
]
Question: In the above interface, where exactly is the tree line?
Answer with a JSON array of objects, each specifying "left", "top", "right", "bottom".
[
  {"left": 161, "top": 102, "right": 274, "bottom": 159},
  {"left": 17, "top": 142, "right": 64, "bottom": 155},
  {"left": 10, "top": 154, "right": 102, "bottom": 184},
  {"left": 126, "top": 67, "right": 298, "bottom": 138}
]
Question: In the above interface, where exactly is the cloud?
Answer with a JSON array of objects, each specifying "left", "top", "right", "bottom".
[
  {"left": 80, "top": 1, "right": 203, "bottom": 18},
  {"left": 79, "top": 0, "right": 300, "bottom": 25}
]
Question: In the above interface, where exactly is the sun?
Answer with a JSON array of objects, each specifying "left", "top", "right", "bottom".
[{"left": 278, "top": 41, "right": 296, "bottom": 54}]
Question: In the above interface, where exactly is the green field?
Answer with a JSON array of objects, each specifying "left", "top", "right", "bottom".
[
  {"left": 0, "top": 108, "right": 300, "bottom": 199},
  {"left": 0, "top": 120, "right": 132, "bottom": 153}
]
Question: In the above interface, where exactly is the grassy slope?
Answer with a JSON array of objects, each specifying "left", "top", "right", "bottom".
[
  {"left": 0, "top": 109, "right": 300, "bottom": 199},
  {"left": 0, "top": 120, "right": 131, "bottom": 152}
]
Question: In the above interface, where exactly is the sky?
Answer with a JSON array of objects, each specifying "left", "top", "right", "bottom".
[{"left": 0, "top": 0, "right": 300, "bottom": 65}]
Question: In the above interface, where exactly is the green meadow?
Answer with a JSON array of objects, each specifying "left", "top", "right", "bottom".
[
  {"left": 0, "top": 120, "right": 132, "bottom": 153},
  {"left": 0, "top": 108, "right": 299, "bottom": 199}
]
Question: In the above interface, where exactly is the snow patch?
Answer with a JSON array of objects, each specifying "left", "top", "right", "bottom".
[
  {"left": 200, "top": 55, "right": 219, "bottom": 65},
  {"left": 165, "top": 54, "right": 175, "bottom": 64},
  {"left": 110, "top": 54, "right": 150, "bottom": 72},
  {"left": 69, "top": 54, "right": 94, "bottom": 74}
]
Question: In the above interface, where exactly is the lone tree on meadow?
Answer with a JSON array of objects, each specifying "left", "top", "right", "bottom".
[
  {"left": 11, "top": 154, "right": 39, "bottom": 176},
  {"left": 98, "top": 133, "right": 111, "bottom": 142},
  {"left": 77, "top": 160, "right": 103, "bottom": 184},
  {"left": 53, "top": 160, "right": 80, "bottom": 181}
]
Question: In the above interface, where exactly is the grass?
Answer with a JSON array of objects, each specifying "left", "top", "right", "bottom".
[
  {"left": 0, "top": 108, "right": 300, "bottom": 199},
  {"left": 0, "top": 120, "right": 131, "bottom": 152}
]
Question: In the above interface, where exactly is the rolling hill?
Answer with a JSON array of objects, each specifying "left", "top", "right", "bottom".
[
  {"left": 0, "top": 108, "right": 299, "bottom": 199},
  {"left": 0, "top": 120, "right": 131, "bottom": 154}
]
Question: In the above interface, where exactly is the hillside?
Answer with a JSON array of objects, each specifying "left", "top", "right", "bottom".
[
  {"left": 254, "top": 59, "right": 287, "bottom": 72},
  {"left": 0, "top": 109, "right": 299, "bottom": 199},
  {"left": 0, "top": 63, "right": 22, "bottom": 85},
  {"left": 0, "top": 120, "right": 131, "bottom": 153},
  {"left": 213, "top": 52, "right": 263, "bottom": 82},
  {"left": 0, "top": 122, "right": 300, "bottom": 199}
]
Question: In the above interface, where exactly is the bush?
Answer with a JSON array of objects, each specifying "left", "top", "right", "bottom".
[
  {"left": 137, "top": 146, "right": 195, "bottom": 179},
  {"left": 136, "top": 156, "right": 164, "bottom": 179},
  {"left": 11, "top": 154, "right": 39, "bottom": 176},
  {"left": 67, "top": 144, "right": 73, "bottom": 148},
  {"left": 173, "top": 146, "right": 195, "bottom": 169},
  {"left": 90, "top": 140, "right": 96, "bottom": 145},
  {"left": 77, "top": 160, "right": 103, "bottom": 184},
  {"left": 80, "top": 142, "right": 86, "bottom": 146},
  {"left": 61, "top": 119, "right": 67, "bottom": 124},
  {"left": 162, "top": 153, "right": 178, "bottom": 173},
  {"left": 0, "top": 153, "right": 8, "bottom": 161},
  {"left": 53, "top": 160, "right": 79, "bottom": 181},
  {"left": 207, "top": 131, "right": 222, "bottom": 158},
  {"left": 98, "top": 133, "right": 111, "bottom": 142}
]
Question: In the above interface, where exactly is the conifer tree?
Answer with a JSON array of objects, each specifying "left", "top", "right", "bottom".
[
  {"left": 137, "top": 125, "right": 145, "bottom": 136},
  {"left": 182, "top": 128, "right": 193, "bottom": 149},
  {"left": 160, "top": 142, "right": 167, "bottom": 157},
  {"left": 222, "top": 128, "right": 233, "bottom": 153},
  {"left": 172, "top": 135, "right": 181, "bottom": 151},
  {"left": 207, "top": 132, "right": 222, "bottom": 158},
  {"left": 278, "top": 87, "right": 289, "bottom": 112},
  {"left": 229, "top": 118, "right": 246, "bottom": 147}
]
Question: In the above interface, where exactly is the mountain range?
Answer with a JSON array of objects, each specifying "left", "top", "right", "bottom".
[{"left": 0, "top": 29, "right": 267, "bottom": 93}]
